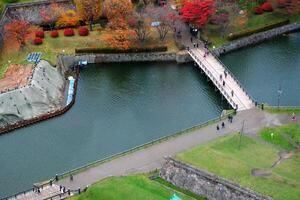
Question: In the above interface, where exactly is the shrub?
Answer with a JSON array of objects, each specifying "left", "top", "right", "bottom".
[
  {"left": 277, "top": 0, "right": 287, "bottom": 8},
  {"left": 78, "top": 27, "right": 89, "bottom": 36},
  {"left": 64, "top": 28, "right": 75, "bottom": 37},
  {"left": 50, "top": 30, "right": 59, "bottom": 38},
  {"left": 35, "top": 30, "right": 45, "bottom": 38},
  {"left": 227, "top": 19, "right": 289, "bottom": 40},
  {"left": 33, "top": 37, "right": 43, "bottom": 45},
  {"left": 0, "top": 1, "right": 4, "bottom": 14},
  {"left": 75, "top": 46, "right": 168, "bottom": 54},
  {"left": 257, "top": 0, "right": 266, "bottom": 5},
  {"left": 261, "top": 2, "right": 273, "bottom": 12},
  {"left": 253, "top": 6, "right": 264, "bottom": 14}
]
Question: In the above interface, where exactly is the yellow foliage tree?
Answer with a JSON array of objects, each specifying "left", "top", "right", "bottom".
[
  {"left": 75, "top": 0, "right": 102, "bottom": 31},
  {"left": 104, "top": 0, "right": 134, "bottom": 30},
  {"left": 56, "top": 9, "right": 81, "bottom": 28}
]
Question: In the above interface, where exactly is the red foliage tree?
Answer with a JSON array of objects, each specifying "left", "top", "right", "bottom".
[
  {"left": 50, "top": 30, "right": 59, "bottom": 38},
  {"left": 278, "top": 0, "right": 300, "bottom": 14},
  {"left": 78, "top": 27, "right": 89, "bottom": 36},
  {"left": 33, "top": 37, "right": 43, "bottom": 45},
  {"left": 39, "top": 2, "right": 61, "bottom": 30},
  {"left": 261, "top": 2, "right": 273, "bottom": 12},
  {"left": 181, "top": 0, "right": 215, "bottom": 28},
  {"left": 35, "top": 30, "right": 45, "bottom": 38},
  {"left": 253, "top": 6, "right": 264, "bottom": 14},
  {"left": 4, "top": 20, "right": 30, "bottom": 49},
  {"left": 64, "top": 28, "right": 75, "bottom": 36}
]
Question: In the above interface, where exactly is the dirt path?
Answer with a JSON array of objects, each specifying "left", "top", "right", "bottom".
[{"left": 0, "top": 64, "right": 33, "bottom": 93}]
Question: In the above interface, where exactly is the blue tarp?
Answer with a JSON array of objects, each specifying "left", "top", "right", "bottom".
[
  {"left": 66, "top": 76, "right": 75, "bottom": 105},
  {"left": 170, "top": 194, "right": 182, "bottom": 200},
  {"left": 27, "top": 52, "right": 42, "bottom": 63}
]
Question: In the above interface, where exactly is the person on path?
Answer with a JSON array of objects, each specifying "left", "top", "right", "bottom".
[
  {"left": 223, "top": 80, "right": 225, "bottom": 86},
  {"left": 220, "top": 74, "right": 222, "bottom": 80},
  {"left": 216, "top": 125, "right": 220, "bottom": 130},
  {"left": 231, "top": 90, "right": 234, "bottom": 97},
  {"left": 292, "top": 112, "right": 296, "bottom": 121},
  {"left": 196, "top": 43, "right": 199, "bottom": 48},
  {"left": 221, "top": 122, "right": 225, "bottom": 128},
  {"left": 224, "top": 71, "right": 227, "bottom": 78},
  {"left": 193, "top": 43, "right": 196, "bottom": 48},
  {"left": 190, "top": 37, "right": 193, "bottom": 43}
]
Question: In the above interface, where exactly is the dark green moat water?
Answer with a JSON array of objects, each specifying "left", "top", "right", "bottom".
[
  {"left": 0, "top": 32, "right": 299, "bottom": 197},
  {"left": 0, "top": 62, "right": 228, "bottom": 197},
  {"left": 222, "top": 32, "right": 300, "bottom": 106}
]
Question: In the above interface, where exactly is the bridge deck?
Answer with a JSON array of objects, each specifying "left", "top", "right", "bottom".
[{"left": 189, "top": 48, "right": 254, "bottom": 111}]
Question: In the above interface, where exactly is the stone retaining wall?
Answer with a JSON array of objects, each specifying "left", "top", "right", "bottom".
[
  {"left": 160, "top": 158, "right": 272, "bottom": 200},
  {"left": 58, "top": 51, "right": 192, "bottom": 69},
  {"left": 213, "top": 22, "right": 300, "bottom": 56}
]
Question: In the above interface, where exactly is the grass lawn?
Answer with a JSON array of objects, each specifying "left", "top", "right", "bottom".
[
  {"left": 70, "top": 174, "right": 203, "bottom": 200},
  {"left": 0, "top": 27, "right": 179, "bottom": 79},
  {"left": 176, "top": 132, "right": 300, "bottom": 200},
  {"left": 264, "top": 106, "right": 300, "bottom": 114},
  {"left": 260, "top": 123, "right": 300, "bottom": 151}
]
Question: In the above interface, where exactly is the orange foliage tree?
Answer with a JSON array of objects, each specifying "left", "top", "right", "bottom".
[
  {"left": 75, "top": 0, "right": 101, "bottom": 31},
  {"left": 56, "top": 9, "right": 80, "bottom": 28},
  {"left": 4, "top": 20, "right": 30, "bottom": 49},
  {"left": 104, "top": 0, "right": 134, "bottom": 30},
  {"left": 39, "top": 2, "right": 62, "bottom": 30},
  {"left": 102, "top": 30, "right": 134, "bottom": 49}
]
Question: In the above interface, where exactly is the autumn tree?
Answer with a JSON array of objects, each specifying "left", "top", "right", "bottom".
[
  {"left": 39, "top": 2, "right": 62, "bottom": 30},
  {"left": 75, "top": 0, "right": 101, "bottom": 31},
  {"left": 128, "top": 11, "right": 150, "bottom": 43},
  {"left": 181, "top": 0, "right": 215, "bottom": 28},
  {"left": 104, "top": 0, "right": 133, "bottom": 30},
  {"left": 4, "top": 20, "right": 30, "bottom": 49},
  {"left": 56, "top": 9, "right": 80, "bottom": 28},
  {"left": 102, "top": 30, "right": 134, "bottom": 49},
  {"left": 146, "top": 5, "right": 179, "bottom": 41}
]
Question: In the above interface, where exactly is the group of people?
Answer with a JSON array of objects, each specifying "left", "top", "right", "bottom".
[{"left": 216, "top": 115, "right": 234, "bottom": 131}]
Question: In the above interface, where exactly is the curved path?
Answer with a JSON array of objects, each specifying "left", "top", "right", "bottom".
[{"left": 57, "top": 109, "right": 297, "bottom": 190}]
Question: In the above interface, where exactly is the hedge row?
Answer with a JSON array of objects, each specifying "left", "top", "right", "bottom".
[
  {"left": 75, "top": 46, "right": 168, "bottom": 54},
  {"left": 227, "top": 19, "right": 289, "bottom": 41}
]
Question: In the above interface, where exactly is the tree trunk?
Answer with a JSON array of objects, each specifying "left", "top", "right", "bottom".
[{"left": 89, "top": 20, "right": 93, "bottom": 31}]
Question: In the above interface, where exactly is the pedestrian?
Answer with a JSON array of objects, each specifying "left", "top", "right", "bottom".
[
  {"left": 223, "top": 80, "right": 225, "bottom": 86},
  {"left": 190, "top": 37, "right": 193, "bottom": 43},
  {"left": 196, "top": 43, "right": 199, "bottom": 48},
  {"left": 220, "top": 74, "right": 222, "bottom": 80},
  {"left": 228, "top": 115, "right": 231, "bottom": 122},
  {"left": 216, "top": 125, "right": 219, "bottom": 130},
  {"left": 230, "top": 115, "right": 233, "bottom": 123},
  {"left": 70, "top": 174, "right": 74, "bottom": 181},
  {"left": 231, "top": 90, "right": 234, "bottom": 97},
  {"left": 221, "top": 122, "right": 225, "bottom": 128},
  {"left": 224, "top": 70, "right": 227, "bottom": 78},
  {"left": 193, "top": 43, "right": 196, "bottom": 48},
  {"left": 187, "top": 46, "right": 189, "bottom": 51},
  {"left": 60, "top": 185, "right": 62, "bottom": 192},
  {"left": 63, "top": 187, "right": 66, "bottom": 193},
  {"left": 292, "top": 112, "right": 296, "bottom": 121}
]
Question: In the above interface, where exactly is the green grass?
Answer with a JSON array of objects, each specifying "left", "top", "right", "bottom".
[
  {"left": 70, "top": 174, "right": 199, "bottom": 200},
  {"left": 260, "top": 124, "right": 300, "bottom": 151},
  {"left": 176, "top": 133, "right": 300, "bottom": 200},
  {"left": 154, "top": 177, "right": 206, "bottom": 200},
  {"left": 264, "top": 106, "right": 300, "bottom": 114},
  {"left": 0, "top": 27, "right": 179, "bottom": 78}
]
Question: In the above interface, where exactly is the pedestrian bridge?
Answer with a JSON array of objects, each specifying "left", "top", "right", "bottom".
[{"left": 188, "top": 48, "right": 255, "bottom": 111}]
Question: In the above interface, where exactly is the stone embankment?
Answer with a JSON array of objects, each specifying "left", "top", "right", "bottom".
[
  {"left": 0, "top": 60, "right": 66, "bottom": 127},
  {"left": 213, "top": 22, "right": 300, "bottom": 56},
  {"left": 59, "top": 51, "right": 192, "bottom": 70},
  {"left": 160, "top": 158, "right": 272, "bottom": 200}
]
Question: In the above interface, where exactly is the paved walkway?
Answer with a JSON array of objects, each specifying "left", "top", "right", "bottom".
[
  {"left": 189, "top": 48, "right": 254, "bottom": 111},
  {"left": 56, "top": 109, "right": 298, "bottom": 190}
]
